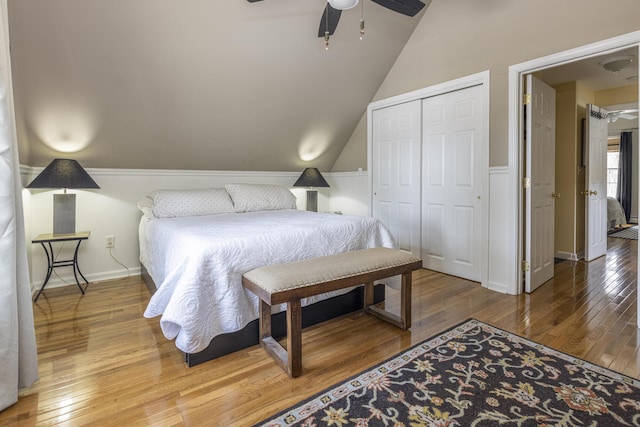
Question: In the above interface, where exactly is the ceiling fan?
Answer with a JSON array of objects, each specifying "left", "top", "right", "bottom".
[
  {"left": 608, "top": 109, "right": 638, "bottom": 123},
  {"left": 247, "top": 0, "right": 428, "bottom": 47}
]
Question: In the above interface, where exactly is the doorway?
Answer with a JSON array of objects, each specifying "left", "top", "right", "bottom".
[{"left": 508, "top": 32, "right": 640, "bottom": 296}]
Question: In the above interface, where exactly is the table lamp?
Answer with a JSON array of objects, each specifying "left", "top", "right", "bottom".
[
  {"left": 293, "top": 167, "right": 329, "bottom": 212},
  {"left": 26, "top": 159, "right": 100, "bottom": 235}
]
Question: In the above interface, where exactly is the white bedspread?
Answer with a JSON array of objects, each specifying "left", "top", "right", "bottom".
[
  {"left": 142, "top": 209, "right": 397, "bottom": 353},
  {"left": 607, "top": 197, "right": 627, "bottom": 231}
]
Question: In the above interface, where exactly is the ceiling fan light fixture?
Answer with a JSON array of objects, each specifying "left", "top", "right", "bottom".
[
  {"left": 328, "top": 0, "right": 359, "bottom": 11},
  {"left": 599, "top": 55, "right": 634, "bottom": 73}
]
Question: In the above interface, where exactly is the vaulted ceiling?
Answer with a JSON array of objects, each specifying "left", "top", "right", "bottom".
[{"left": 8, "top": 0, "right": 426, "bottom": 171}]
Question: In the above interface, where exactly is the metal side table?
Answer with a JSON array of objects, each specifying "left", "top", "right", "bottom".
[{"left": 32, "top": 231, "right": 90, "bottom": 302}]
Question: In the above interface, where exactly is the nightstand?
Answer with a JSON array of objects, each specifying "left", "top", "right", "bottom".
[{"left": 32, "top": 231, "right": 90, "bottom": 302}]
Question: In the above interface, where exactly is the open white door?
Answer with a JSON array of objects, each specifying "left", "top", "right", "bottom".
[
  {"left": 584, "top": 104, "right": 608, "bottom": 261},
  {"left": 371, "top": 100, "right": 422, "bottom": 257},
  {"left": 524, "top": 75, "right": 556, "bottom": 293}
]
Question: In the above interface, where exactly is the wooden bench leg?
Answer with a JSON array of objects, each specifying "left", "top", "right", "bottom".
[
  {"left": 259, "top": 299, "right": 272, "bottom": 341},
  {"left": 364, "top": 281, "right": 375, "bottom": 309},
  {"left": 400, "top": 271, "right": 412, "bottom": 330},
  {"left": 287, "top": 300, "right": 302, "bottom": 377},
  {"left": 259, "top": 298, "right": 303, "bottom": 378},
  {"left": 364, "top": 273, "right": 412, "bottom": 330}
]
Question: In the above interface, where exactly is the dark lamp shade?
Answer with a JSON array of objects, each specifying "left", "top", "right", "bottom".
[
  {"left": 26, "top": 159, "right": 100, "bottom": 190},
  {"left": 293, "top": 168, "right": 330, "bottom": 188}
]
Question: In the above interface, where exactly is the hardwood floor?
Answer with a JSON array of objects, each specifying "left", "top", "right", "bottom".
[{"left": 1, "top": 237, "right": 637, "bottom": 426}]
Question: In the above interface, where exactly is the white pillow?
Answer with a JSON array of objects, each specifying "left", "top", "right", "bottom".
[
  {"left": 225, "top": 184, "right": 297, "bottom": 212},
  {"left": 136, "top": 195, "right": 154, "bottom": 218},
  {"left": 147, "top": 188, "right": 235, "bottom": 218}
]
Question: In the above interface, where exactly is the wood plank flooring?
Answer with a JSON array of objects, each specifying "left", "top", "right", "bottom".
[{"left": 1, "top": 237, "right": 637, "bottom": 426}]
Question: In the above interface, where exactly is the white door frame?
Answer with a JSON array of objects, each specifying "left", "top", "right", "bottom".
[
  {"left": 507, "top": 31, "right": 640, "bottom": 299},
  {"left": 368, "top": 70, "right": 490, "bottom": 288}
]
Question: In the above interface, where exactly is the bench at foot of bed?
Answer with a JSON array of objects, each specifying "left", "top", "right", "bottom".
[{"left": 242, "top": 247, "right": 422, "bottom": 377}]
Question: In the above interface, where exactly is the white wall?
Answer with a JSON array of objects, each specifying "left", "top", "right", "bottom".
[{"left": 21, "top": 167, "right": 369, "bottom": 292}]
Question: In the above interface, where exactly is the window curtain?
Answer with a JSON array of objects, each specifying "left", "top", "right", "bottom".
[
  {"left": 0, "top": 0, "right": 39, "bottom": 412},
  {"left": 616, "top": 131, "right": 633, "bottom": 223}
]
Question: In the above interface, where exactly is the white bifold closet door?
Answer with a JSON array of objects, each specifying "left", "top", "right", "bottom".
[
  {"left": 421, "top": 85, "right": 484, "bottom": 282},
  {"left": 371, "top": 100, "right": 422, "bottom": 258}
]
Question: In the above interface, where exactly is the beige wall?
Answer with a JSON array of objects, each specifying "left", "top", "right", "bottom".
[
  {"left": 332, "top": 0, "right": 640, "bottom": 171},
  {"left": 596, "top": 84, "right": 640, "bottom": 106},
  {"left": 554, "top": 82, "right": 578, "bottom": 257}
]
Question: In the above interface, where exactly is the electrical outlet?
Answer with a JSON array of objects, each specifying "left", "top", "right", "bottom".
[{"left": 106, "top": 235, "right": 115, "bottom": 248}]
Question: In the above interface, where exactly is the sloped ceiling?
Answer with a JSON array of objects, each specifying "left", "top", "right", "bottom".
[{"left": 9, "top": 0, "right": 425, "bottom": 171}]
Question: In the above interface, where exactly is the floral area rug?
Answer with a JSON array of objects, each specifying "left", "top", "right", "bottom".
[{"left": 255, "top": 318, "right": 640, "bottom": 426}]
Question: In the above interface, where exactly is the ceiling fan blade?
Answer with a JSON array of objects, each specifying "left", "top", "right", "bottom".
[
  {"left": 369, "top": 0, "right": 428, "bottom": 17},
  {"left": 619, "top": 113, "right": 637, "bottom": 120},
  {"left": 246, "top": 0, "right": 264, "bottom": 3},
  {"left": 318, "top": 4, "right": 342, "bottom": 37}
]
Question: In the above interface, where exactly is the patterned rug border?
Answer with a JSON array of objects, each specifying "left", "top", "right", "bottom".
[{"left": 255, "top": 318, "right": 640, "bottom": 426}]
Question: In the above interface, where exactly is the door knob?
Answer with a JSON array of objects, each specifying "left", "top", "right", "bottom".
[
  {"left": 589, "top": 190, "right": 597, "bottom": 196},
  {"left": 552, "top": 193, "right": 560, "bottom": 199}
]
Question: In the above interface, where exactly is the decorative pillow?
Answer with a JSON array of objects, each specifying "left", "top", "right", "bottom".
[
  {"left": 225, "top": 183, "right": 297, "bottom": 212},
  {"left": 147, "top": 188, "right": 235, "bottom": 218}
]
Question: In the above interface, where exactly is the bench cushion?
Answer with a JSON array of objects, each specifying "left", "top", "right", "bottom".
[{"left": 243, "top": 247, "right": 420, "bottom": 296}]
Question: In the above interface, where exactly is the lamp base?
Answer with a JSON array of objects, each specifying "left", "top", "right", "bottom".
[
  {"left": 53, "top": 193, "right": 76, "bottom": 235},
  {"left": 306, "top": 190, "right": 318, "bottom": 212}
]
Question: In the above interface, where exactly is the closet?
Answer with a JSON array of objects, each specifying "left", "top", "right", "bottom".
[{"left": 370, "top": 79, "right": 487, "bottom": 283}]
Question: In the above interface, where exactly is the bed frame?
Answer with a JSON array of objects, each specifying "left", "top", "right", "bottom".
[{"left": 141, "top": 265, "right": 385, "bottom": 367}]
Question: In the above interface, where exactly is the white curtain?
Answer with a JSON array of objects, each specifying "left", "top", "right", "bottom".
[{"left": 0, "top": 0, "right": 39, "bottom": 412}]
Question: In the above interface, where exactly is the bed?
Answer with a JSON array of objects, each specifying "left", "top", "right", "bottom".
[
  {"left": 607, "top": 196, "right": 627, "bottom": 231},
  {"left": 139, "top": 184, "right": 397, "bottom": 366}
]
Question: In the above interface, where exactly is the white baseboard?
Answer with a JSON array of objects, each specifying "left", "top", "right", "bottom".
[
  {"left": 30, "top": 267, "right": 141, "bottom": 295},
  {"left": 485, "top": 280, "right": 510, "bottom": 295},
  {"left": 554, "top": 251, "right": 579, "bottom": 261}
]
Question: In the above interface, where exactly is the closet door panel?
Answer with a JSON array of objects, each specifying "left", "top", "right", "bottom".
[
  {"left": 422, "top": 85, "right": 484, "bottom": 282},
  {"left": 371, "top": 100, "right": 422, "bottom": 258}
]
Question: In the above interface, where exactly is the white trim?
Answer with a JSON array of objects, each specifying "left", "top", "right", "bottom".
[
  {"left": 554, "top": 251, "right": 579, "bottom": 262},
  {"left": 508, "top": 31, "right": 640, "bottom": 297},
  {"left": 22, "top": 164, "right": 360, "bottom": 179},
  {"left": 368, "top": 71, "right": 491, "bottom": 111},
  {"left": 33, "top": 267, "right": 141, "bottom": 293},
  {"left": 24, "top": 166, "right": 303, "bottom": 179},
  {"left": 487, "top": 166, "right": 512, "bottom": 294},
  {"left": 367, "top": 70, "right": 491, "bottom": 289}
]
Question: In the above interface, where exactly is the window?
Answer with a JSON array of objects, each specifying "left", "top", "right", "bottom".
[{"left": 607, "top": 137, "right": 619, "bottom": 198}]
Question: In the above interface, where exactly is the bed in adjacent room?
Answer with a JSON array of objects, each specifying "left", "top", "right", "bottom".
[
  {"left": 138, "top": 184, "right": 397, "bottom": 366},
  {"left": 607, "top": 196, "right": 627, "bottom": 231}
]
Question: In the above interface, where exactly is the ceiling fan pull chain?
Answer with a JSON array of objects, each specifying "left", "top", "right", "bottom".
[
  {"left": 360, "top": 0, "right": 365, "bottom": 40},
  {"left": 325, "top": 6, "right": 330, "bottom": 50}
]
